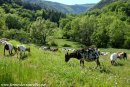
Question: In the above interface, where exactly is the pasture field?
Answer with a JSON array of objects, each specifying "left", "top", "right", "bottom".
[{"left": 0, "top": 40, "right": 130, "bottom": 87}]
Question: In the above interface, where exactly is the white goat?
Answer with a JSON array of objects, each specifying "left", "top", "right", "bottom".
[
  {"left": 110, "top": 53, "right": 118, "bottom": 65},
  {"left": 16, "top": 45, "right": 30, "bottom": 58}
]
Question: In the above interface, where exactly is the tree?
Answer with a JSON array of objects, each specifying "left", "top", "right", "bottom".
[
  {"left": 91, "top": 15, "right": 114, "bottom": 47},
  {"left": 0, "top": 8, "right": 6, "bottom": 36},
  {"left": 30, "top": 17, "right": 57, "bottom": 44},
  {"left": 59, "top": 15, "right": 74, "bottom": 39},
  {"left": 70, "top": 17, "right": 80, "bottom": 41},
  {"left": 109, "top": 19, "right": 126, "bottom": 48},
  {"left": 5, "top": 14, "right": 24, "bottom": 29},
  {"left": 92, "top": 29, "right": 110, "bottom": 48},
  {"left": 78, "top": 15, "right": 97, "bottom": 46},
  {"left": 2, "top": 29, "right": 30, "bottom": 43}
]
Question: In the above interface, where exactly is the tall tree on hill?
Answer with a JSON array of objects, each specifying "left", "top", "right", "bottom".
[
  {"left": 109, "top": 19, "right": 126, "bottom": 48},
  {"left": 78, "top": 15, "right": 97, "bottom": 46},
  {"left": 30, "top": 17, "right": 57, "bottom": 44}
]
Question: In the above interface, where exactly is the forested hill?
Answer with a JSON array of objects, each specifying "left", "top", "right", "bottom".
[
  {"left": 92, "top": 0, "right": 130, "bottom": 9},
  {"left": 0, "top": 0, "right": 65, "bottom": 45},
  {"left": 1, "top": 0, "right": 130, "bottom": 49},
  {"left": 0, "top": 0, "right": 65, "bottom": 23},
  {"left": 22, "top": 0, "right": 95, "bottom": 14},
  {"left": 60, "top": 0, "right": 130, "bottom": 48}
]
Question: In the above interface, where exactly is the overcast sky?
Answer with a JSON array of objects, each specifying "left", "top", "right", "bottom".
[{"left": 45, "top": 0, "right": 101, "bottom": 5}]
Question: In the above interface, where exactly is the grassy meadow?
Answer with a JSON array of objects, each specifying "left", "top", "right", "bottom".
[{"left": 0, "top": 39, "right": 130, "bottom": 87}]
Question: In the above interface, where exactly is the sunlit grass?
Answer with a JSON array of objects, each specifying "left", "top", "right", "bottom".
[
  {"left": 0, "top": 40, "right": 130, "bottom": 87},
  {"left": 54, "top": 39, "right": 84, "bottom": 48}
]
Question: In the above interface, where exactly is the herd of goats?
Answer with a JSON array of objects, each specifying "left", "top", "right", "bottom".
[
  {"left": 65, "top": 48, "right": 127, "bottom": 68},
  {"left": 0, "top": 39, "right": 30, "bottom": 58},
  {"left": 0, "top": 38, "right": 128, "bottom": 68}
]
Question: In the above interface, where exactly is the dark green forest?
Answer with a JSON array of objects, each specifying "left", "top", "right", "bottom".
[{"left": 0, "top": 0, "right": 130, "bottom": 48}]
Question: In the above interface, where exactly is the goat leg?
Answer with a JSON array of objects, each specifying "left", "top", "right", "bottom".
[
  {"left": 95, "top": 58, "right": 101, "bottom": 69},
  {"left": 80, "top": 59, "right": 84, "bottom": 68},
  {"left": 4, "top": 47, "right": 5, "bottom": 56},
  {"left": 9, "top": 50, "right": 11, "bottom": 55}
]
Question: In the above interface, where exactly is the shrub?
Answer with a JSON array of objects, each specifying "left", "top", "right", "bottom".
[{"left": 2, "top": 29, "right": 30, "bottom": 43}]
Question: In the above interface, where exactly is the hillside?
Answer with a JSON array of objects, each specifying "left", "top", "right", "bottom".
[
  {"left": 0, "top": 0, "right": 66, "bottom": 45},
  {"left": 92, "top": 0, "right": 130, "bottom": 9},
  {"left": 1, "top": 0, "right": 130, "bottom": 86},
  {"left": 1, "top": 0, "right": 130, "bottom": 48},
  {"left": 60, "top": 0, "right": 130, "bottom": 48},
  {"left": 23, "top": 0, "right": 95, "bottom": 14},
  {"left": 1, "top": 40, "right": 130, "bottom": 86}
]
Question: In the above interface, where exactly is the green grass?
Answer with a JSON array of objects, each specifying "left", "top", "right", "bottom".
[
  {"left": 54, "top": 39, "right": 84, "bottom": 48},
  {"left": 0, "top": 40, "right": 130, "bottom": 87}
]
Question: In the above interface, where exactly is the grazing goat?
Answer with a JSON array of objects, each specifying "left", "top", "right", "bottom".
[
  {"left": 41, "top": 46, "right": 50, "bottom": 51},
  {"left": 62, "top": 48, "right": 75, "bottom": 52},
  {"left": 117, "top": 52, "right": 127, "bottom": 59},
  {"left": 4, "top": 42, "right": 14, "bottom": 56},
  {"left": 100, "top": 52, "right": 110, "bottom": 56},
  {"left": 16, "top": 45, "right": 30, "bottom": 58},
  {"left": 110, "top": 53, "right": 118, "bottom": 65},
  {"left": 50, "top": 47, "right": 58, "bottom": 52},
  {"left": 110, "top": 52, "right": 127, "bottom": 65},
  {"left": 65, "top": 48, "right": 100, "bottom": 68}
]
